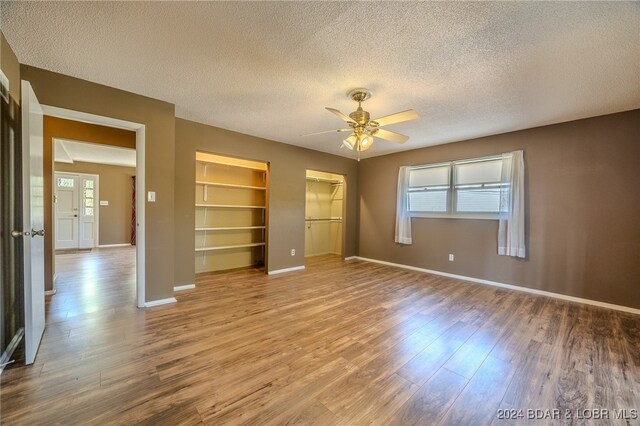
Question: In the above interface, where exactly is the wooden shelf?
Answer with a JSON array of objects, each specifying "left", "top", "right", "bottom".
[
  {"left": 195, "top": 242, "right": 266, "bottom": 252},
  {"left": 197, "top": 159, "right": 266, "bottom": 172},
  {"left": 196, "top": 204, "right": 266, "bottom": 209},
  {"left": 196, "top": 181, "right": 266, "bottom": 190},
  {"left": 196, "top": 226, "right": 266, "bottom": 231}
]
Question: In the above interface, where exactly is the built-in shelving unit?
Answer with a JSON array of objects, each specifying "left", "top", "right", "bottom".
[{"left": 195, "top": 152, "right": 269, "bottom": 273}]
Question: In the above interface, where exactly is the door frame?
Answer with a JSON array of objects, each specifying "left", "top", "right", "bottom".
[
  {"left": 53, "top": 172, "right": 100, "bottom": 249},
  {"left": 42, "top": 105, "right": 146, "bottom": 308}
]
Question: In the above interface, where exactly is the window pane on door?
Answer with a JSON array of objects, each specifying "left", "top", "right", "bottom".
[
  {"left": 84, "top": 189, "right": 94, "bottom": 199},
  {"left": 84, "top": 179, "right": 94, "bottom": 189},
  {"left": 84, "top": 198, "right": 94, "bottom": 207},
  {"left": 84, "top": 207, "right": 94, "bottom": 216},
  {"left": 57, "top": 177, "right": 74, "bottom": 188}
]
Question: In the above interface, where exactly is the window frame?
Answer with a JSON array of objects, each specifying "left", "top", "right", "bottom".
[{"left": 407, "top": 155, "right": 504, "bottom": 220}]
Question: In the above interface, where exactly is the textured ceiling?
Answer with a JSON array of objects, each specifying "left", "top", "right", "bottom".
[{"left": 2, "top": 2, "right": 639, "bottom": 159}]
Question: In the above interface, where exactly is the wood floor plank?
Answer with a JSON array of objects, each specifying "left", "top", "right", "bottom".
[
  {"left": 440, "top": 355, "right": 517, "bottom": 425},
  {"left": 1, "top": 248, "right": 638, "bottom": 425},
  {"left": 393, "top": 367, "right": 468, "bottom": 425}
]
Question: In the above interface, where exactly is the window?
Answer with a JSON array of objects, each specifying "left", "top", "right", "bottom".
[
  {"left": 57, "top": 177, "right": 74, "bottom": 188},
  {"left": 407, "top": 164, "right": 450, "bottom": 213},
  {"left": 407, "top": 156, "right": 506, "bottom": 218}
]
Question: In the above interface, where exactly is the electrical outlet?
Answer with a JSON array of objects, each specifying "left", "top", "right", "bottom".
[
  {"left": 448, "top": 254, "right": 455, "bottom": 261},
  {"left": 291, "top": 249, "right": 296, "bottom": 256}
]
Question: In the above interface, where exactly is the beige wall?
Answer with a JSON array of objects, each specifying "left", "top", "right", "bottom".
[
  {"left": 174, "top": 118, "right": 359, "bottom": 285},
  {"left": 358, "top": 109, "right": 640, "bottom": 309},
  {"left": 54, "top": 162, "right": 135, "bottom": 246},
  {"left": 43, "top": 116, "right": 136, "bottom": 290},
  {"left": 21, "top": 65, "right": 175, "bottom": 302}
]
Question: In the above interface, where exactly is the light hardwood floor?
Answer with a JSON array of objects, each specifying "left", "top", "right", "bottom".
[{"left": 1, "top": 248, "right": 638, "bottom": 425}]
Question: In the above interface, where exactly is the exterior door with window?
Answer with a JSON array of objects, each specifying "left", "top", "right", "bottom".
[
  {"left": 55, "top": 173, "right": 96, "bottom": 249},
  {"left": 54, "top": 173, "right": 79, "bottom": 249}
]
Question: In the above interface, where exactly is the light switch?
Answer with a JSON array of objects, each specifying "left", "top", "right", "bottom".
[
  {"left": 100, "top": 200, "right": 109, "bottom": 206},
  {"left": 147, "top": 191, "right": 156, "bottom": 202}
]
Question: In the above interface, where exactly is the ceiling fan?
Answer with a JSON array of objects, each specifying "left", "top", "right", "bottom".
[{"left": 302, "top": 88, "right": 419, "bottom": 157}]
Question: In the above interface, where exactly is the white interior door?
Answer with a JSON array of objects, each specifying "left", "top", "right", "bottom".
[
  {"left": 54, "top": 173, "right": 79, "bottom": 249},
  {"left": 79, "top": 175, "right": 96, "bottom": 248},
  {"left": 21, "top": 80, "right": 45, "bottom": 365}
]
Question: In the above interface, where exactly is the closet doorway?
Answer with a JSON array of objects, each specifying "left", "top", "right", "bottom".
[{"left": 305, "top": 170, "right": 345, "bottom": 258}]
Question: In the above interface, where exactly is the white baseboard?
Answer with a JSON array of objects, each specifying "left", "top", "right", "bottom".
[
  {"left": 353, "top": 256, "right": 640, "bottom": 315},
  {"left": 98, "top": 243, "right": 132, "bottom": 248},
  {"left": 173, "top": 284, "right": 195, "bottom": 292},
  {"left": 344, "top": 256, "right": 358, "bottom": 261},
  {"left": 143, "top": 297, "right": 177, "bottom": 308},
  {"left": 268, "top": 265, "right": 305, "bottom": 275}
]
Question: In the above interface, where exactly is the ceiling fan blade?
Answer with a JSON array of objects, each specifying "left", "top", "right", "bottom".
[
  {"left": 326, "top": 107, "right": 357, "bottom": 124},
  {"left": 301, "top": 128, "right": 352, "bottom": 137},
  {"left": 375, "top": 128, "right": 409, "bottom": 144},
  {"left": 371, "top": 109, "right": 419, "bottom": 127}
]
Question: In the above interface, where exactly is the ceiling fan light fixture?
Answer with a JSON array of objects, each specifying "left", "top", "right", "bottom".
[
  {"left": 305, "top": 88, "right": 419, "bottom": 156},
  {"left": 356, "top": 133, "right": 373, "bottom": 151},
  {"left": 342, "top": 135, "right": 356, "bottom": 150}
]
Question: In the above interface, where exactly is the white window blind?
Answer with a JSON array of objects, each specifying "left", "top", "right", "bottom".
[
  {"left": 406, "top": 156, "right": 507, "bottom": 218},
  {"left": 408, "top": 164, "right": 450, "bottom": 213},
  {"left": 454, "top": 159, "right": 503, "bottom": 213}
]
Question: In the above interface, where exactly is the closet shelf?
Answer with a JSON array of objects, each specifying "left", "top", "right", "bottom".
[
  {"left": 196, "top": 181, "right": 266, "bottom": 190},
  {"left": 196, "top": 204, "right": 266, "bottom": 209},
  {"left": 197, "top": 159, "right": 266, "bottom": 172},
  {"left": 195, "top": 242, "right": 266, "bottom": 252},
  {"left": 196, "top": 226, "right": 266, "bottom": 231},
  {"left": 306, "top": 177, "right": 343, "bottom": 185}
]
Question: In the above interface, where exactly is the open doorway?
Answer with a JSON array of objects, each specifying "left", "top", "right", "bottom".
[
  {"left": 305, "top": 170, "right": 345, "bottom": 258},
  {"left": 49, "top": 118, "right": 138, "bottom": 311},
  {"left": 41, "top": 106, "right": 146, "bottom": 310}
]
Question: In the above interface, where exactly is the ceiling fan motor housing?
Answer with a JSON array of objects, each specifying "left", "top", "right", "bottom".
[{"left": 349, "top": 108, "right": 370, "bottom": 126}]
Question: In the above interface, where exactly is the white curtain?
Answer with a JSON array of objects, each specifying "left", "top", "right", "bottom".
[
  {"left": 498, "top": 150, "right": 525, "bottom": 258},
  {"left": 395, "top": 166, "right": 412, "bottom": 244}
]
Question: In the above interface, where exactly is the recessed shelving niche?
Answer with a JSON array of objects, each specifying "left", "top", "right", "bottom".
[{"left": 195, "top": 152, "right": 268, "bottom": 273}]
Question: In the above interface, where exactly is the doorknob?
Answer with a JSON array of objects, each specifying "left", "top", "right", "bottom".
[
  {"left": 31, "top": 229, "right": 45, "bottom": 237},
  {"left": 11, "top": 230, "right": 30, "bottom": 237}
]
